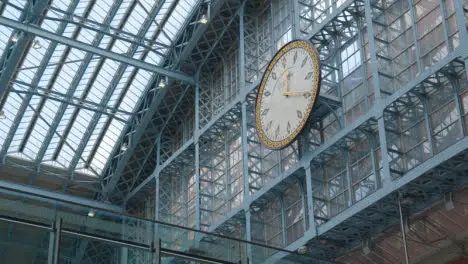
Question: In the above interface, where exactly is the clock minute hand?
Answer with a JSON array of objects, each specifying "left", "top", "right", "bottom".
[
  {"left": 283, "top": 70, "right": 289, "bottom": 94},
  {"left": 283, "top": 90, "right": 312, "bottom": 97}
]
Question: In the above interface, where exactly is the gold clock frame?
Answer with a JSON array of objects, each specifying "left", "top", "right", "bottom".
[{"left": 255, "top": 40, "right": 321, "bottom": 150}]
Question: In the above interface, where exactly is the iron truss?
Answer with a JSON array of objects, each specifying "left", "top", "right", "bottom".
[
  {"left": 124, "top": 0, "right": 468, "bottom": 263},
  {"left": 1, "top": 0, "right": 468, "bottom": 263},
  {"left": 0, "top": 0, "right": 213, "bottom": 199}
]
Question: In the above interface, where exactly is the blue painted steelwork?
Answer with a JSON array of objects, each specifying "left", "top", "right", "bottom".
[
  {"left": 0, "top": 17, "right": 195, "bottom": 85},
  {"left": 0, "top": 0, "right": 50, "bottom": 164},
  {"left": 66, "top": 1, "right": 169, "bottom": 176},
  {"left": 0, "top": 1, "right": 48, "bottom": 101},
  {"left": 0, "top": 179, "right": 122, "bottom": 212},
  {"left": 100, "top": 0, "right": 211, "bottom": 200}
]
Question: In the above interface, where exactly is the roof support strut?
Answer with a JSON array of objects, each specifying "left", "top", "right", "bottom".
[
  {"left": 0, "top": 16, "right": 196, "bottom": 85},
  {"left": 0, "top": 1, "right": 50, "bottom": 103}
]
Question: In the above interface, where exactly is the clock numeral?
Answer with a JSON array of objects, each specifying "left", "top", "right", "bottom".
[
  {"left": 264, "top": 91, "right": 271, "bottom": 97},
  {"left": 293, "top": 51, "right": 298, "bottom": 64},
  {"left": 271, "top": 72, "right": 277, "bottom": 80},
  {"left": 275, "top": 125, "right": 280, "bottom": 138},
  {"left": 297, "top": 110, "right": 303, "bottom": 119},
  {"left": 282, "top": 57, "right": 287, "bottom": 68},
  {"left": 261, "top": 108, "right": 270, "bottom": 116},
  {"left": 266, "top": 120, "right": 273, "bottom": 131},
  {"left": 287, "top": 122, "right": 291, "bottom": 133},
  {"left": 304, "top": 72, "right": 314, "bottom": 80},
  {"left": 301, "top": 57, "right": 308, "bottom": 68}
]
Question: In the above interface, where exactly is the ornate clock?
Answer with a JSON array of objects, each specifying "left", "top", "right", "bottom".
[{"left": 255, "top": 40, "right": 321, "bottom": 150}]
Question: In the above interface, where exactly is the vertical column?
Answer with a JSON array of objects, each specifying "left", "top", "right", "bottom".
[
  {"left": 240, "top": 5, "right": 252, "bottom": 261},
  {"left": 195, "top": 75, "right": 201, "bottom": 230},
  {"left": 364, "top": 0, "right": 391, "bottom": 185},
  {"left": 181, "top": 167, "right": 188, "bottom": 226},
  {"left": 225, "top": 130, "right": 231, "bottom": 212},
  {"left": 154, "top": 173, "right": 160, "bottom": 236},
  {"left": 156, "top": 136, "right": 161, "bottom": 166},
  {"left": 344, "top": 151, "right": 353, "bottom": 207},
  {"left": 48, "top": 218, "right": 62, "bottom": 264},
  {"left": 439, "top": 0, "right": 453, "bottom": 51},
  {"left": 239, "top": 4, "right": 246, "bottom": 93},
  {"left": 53, "top": 218, "right": 62, "bottom": 264},
  {"left": 453, "top": 0, "right": 468, "bottom": 44},
  {"left": 304, "top": 165, "right": 316, "bottom": 235},
  {"left": 280, "top": 197, "right": 287, "bottom": 247},
  {"left": 453, "top": 0, "right": 468, "bottom": 81},
  {"left": 153, "top": 239, "right": 161, "bottom": 264},
  {"left": 120, "top": 219, "right": 128, "bottom": 264},
  {"left": 241, "top": 101, "right": 251, "bottom": 250},
  {"left": 420, "top": 95, "right": 435, "bottom": 156},
  {"left": 270, "top": 1, "right": 277, "bottom": 55},
  {"left": 398, "top": 196, "right": 410, "bottom": 264},
  {"left": 367, "top": 133, "right": 380, "bottom": 188},
  {"left": 408, "top": 0, "right": 423, "bottom": 72},
  {"left": 291, "top": 0, "right": 301, "bottom": 38},
  {"left": 450, "top": 77, "right": 465, "bottom": 137}
]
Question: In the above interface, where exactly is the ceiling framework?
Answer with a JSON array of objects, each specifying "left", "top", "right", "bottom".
[
  {"left": 0, "top": 0, "right": 467, "bottom": 263},
  {"left": 122, "top": 0, "right": 468, "bottom": 263},
  {"left": 0, "top": 0, "right": 208, "bottom": 199},
  {"left": 115, "top": 0, "right": 245, "bottom": 204}
]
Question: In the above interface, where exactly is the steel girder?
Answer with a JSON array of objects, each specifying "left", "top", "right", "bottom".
[
  {"left": 122, "top": 0, "right": 468, "bottom": 263},
  {"left": 115, "top": 0, "right": 245, "bottom": 203},
  {"left": 116, "top": 83, "right": 193, "bottom": 202},
  {"left": 0, "top": 1, "right": 203, "bottom": 193},
  {"left": 99, "top": 0, "right": 214, "bottom": 201},
  {"left": 0, "top": 17, "right": 195, "bottom": 85},
  {"left": 65, "top": 0, "right": 171, "bottom": 179},
  {"left": 0, "top": 0, "right": 49, "bottom": 101},
  {"left": 100, "top": 0, "right": 220, "bottom": 201},
  {"left": 0, "top": 0, "right": 51, "bottom": 166},
  {"left": 0, "top": 179, "right": 122, "bottom": 212},
  {"left": 126, "top": 74, "right": 342, "bottom": 203}
]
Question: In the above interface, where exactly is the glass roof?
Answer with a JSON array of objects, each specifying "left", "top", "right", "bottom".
[{"left": 0, "top": 0, "right": 198, "bottom": 177}]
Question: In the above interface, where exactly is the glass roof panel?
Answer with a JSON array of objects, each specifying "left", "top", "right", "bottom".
[
  {"left": 3, "top": 1, "right": 24, "bottom": 21},
  {"left": 0, "top": 0, "right": 201, "bottom": 178}
]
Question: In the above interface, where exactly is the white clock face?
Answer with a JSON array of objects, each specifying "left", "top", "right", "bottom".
[{"left": 255, "top": 40, "right": 320, "bottom": 150}]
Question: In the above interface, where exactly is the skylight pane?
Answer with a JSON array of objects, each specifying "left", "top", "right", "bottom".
[
  {"left": 139, "top": 0, "right": 154, "bottom": 11},
  {"left": 76, "top": 28, "right": 98, "bottom": 44},
  {"left": 3, "top": 4, "right": 24, "bottom": 21},
  {"left": 124, "top": 5, "right": 145, "bottom": 34},
  {"left": 90, "top": 119, "right": 125, "bottom": 173},
  {"left": 42, "top": 105, "right": 76, "bottom": 161},
  {"left": 24, "top": 117, "right": 50, "bottom": 159},
  {"left": 75, "top": 115, "right": 107, "bottom": 170},
  {"left": 7, "top": 95, "right": 41, "bottom": 155},
  {"left": 73, "top": 55, "right": 100, "bottom": 98},
  {"left": 110, "top": 1, "right": 132, "bottom": 29},
  {"left": 51, "top": 0, "right": 73, "bottom": 10},
  {"left": 41, "top": 15, "right": 61, "bottom": 33},
  {"left": 15, "top": 38, "right": 51, "bottom": 85},
  {"left": 58, "top": 109, "right": 93, "bottom": 167},
  {"left": 0, "top": 0, "right": 202, "bottom": 177},
  {"left": 111, "top": 39, "right": 131, "bottom": 54},
  {"left": 119, "top": 69, "right": 151, "bottom": 112},
  {"left": 0, "top": 93, "right": 22, "bottom": 151},
  {"left": 85, "top": 61, "right": 120, "bottom": 104},
  {"left": 73, "top": 0, "right": 91, "bottom": 17},
  {"left": 89, "top": 2, "right": 112, "bottom": 25},
  {"left": 108, "top": 66, "right": 135, "bottom": 106},
  {"left": 0, "top": 26, "right": 13, "bottom": 53}
]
